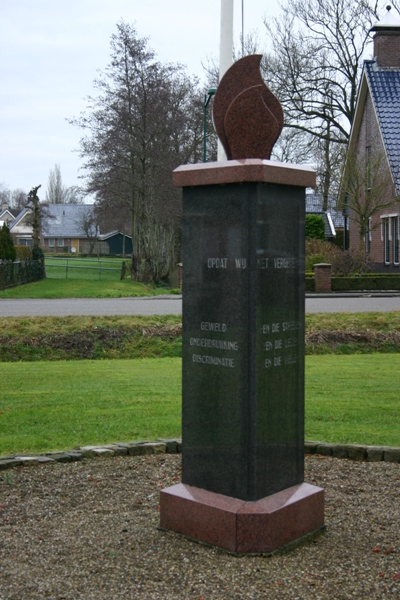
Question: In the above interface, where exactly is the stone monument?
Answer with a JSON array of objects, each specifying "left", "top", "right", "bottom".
[{"left": 160, "top": 55, "right": 325, "bottom": 554}]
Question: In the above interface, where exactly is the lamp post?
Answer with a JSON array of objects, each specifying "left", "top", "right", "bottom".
[{"left": 203, "top": 88, "right": 216, "bottom": 162}]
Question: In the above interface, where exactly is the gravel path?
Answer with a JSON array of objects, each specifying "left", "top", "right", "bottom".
[{"left": 1, "top": 454, "right": 399, "bottom": 599}]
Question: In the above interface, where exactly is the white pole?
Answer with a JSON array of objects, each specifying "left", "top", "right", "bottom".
[{"left": 218, "top": 0, "right": 234, "bottom": 161}]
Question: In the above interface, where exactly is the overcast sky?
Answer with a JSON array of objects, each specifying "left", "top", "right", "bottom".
[{"left": 0, "top": 0, "right": 282, "bottom": 201}]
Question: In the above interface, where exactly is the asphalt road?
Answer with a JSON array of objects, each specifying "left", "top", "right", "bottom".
[{"left": 1, "top": 294, "right": 400, "bottom": 317}]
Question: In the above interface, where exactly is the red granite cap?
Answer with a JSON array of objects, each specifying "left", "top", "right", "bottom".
[{"left": 173, "top": 158, "right": 316, "bottom": 189}]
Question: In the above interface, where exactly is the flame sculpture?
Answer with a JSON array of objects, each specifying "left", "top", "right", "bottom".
[{"left": 213, "top": 55, "right": 283, "bottom": 160}]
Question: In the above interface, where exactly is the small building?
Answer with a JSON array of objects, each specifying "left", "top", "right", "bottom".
[{"left": 98, "top": 231, "right": 132, "bottom": 256}]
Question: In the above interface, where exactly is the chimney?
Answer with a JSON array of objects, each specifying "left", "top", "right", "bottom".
[{"left": 371, "top": 5, "right": 400, "bottom": 67}]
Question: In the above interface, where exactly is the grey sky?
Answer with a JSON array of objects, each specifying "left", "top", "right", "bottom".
[{"left": 0, "top": 0, "right": 280, "bottom": 200}]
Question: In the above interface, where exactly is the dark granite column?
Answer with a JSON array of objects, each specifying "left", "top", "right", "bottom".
[{"left": 160, "top": 159, "right": 325, "bottom": 554}]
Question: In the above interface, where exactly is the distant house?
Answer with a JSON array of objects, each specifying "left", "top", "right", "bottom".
[
  {"left": 305, "top": 194, "right": 345, "bottom": 242},
  {"left": 344, "top": 6, "right": 400, "bottom": 270},
  {"left": 8, "top": 208, "right": 33, "bottom": 248},
  {"left": 42, "top": 205, "right": 132, "bottom": 255},
  {"left": 42, "top": 204, "right": 100, "bottom": 253},
  {"left": 5, "top": 203, "right": 131, "bottom": 255},
  {"left": 0, "top": 205, "right": 19, "bottom": 228}
]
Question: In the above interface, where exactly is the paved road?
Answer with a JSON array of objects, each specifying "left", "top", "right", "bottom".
[
  {"left": 0, "top": 296, "right": 182, "bottom": 317},
  {"left": 1, "top": 294, "right": 400, "bottom": 317}
]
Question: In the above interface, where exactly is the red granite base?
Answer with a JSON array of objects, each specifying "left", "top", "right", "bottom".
[{"left": 160, "top": 482, "right": 324, "bottom": 554}]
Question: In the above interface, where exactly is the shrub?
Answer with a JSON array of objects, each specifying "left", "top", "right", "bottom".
[
  {"left": 306, "top": 253, "right": 327, "bottom": 271},
  {"left": 0, "top": 223, "right": 16, "bottom": 261},
  {"left": 305, "top": 239, "right": 372, "bottom": 276},
  {"left": 305, "top": 214, "right": 326, "bottom": 240},
  {"left": 306, "top": 239, "right": 341, "bottom": 262},
  {"left": 330, "top": 248, "right": 372, "bottom": 276},
  {"left": 32, "top": 247, "right": 44, "bottom": 261},
  {"left": 15, "top": 246, "right": 32, "bottom": 260}
]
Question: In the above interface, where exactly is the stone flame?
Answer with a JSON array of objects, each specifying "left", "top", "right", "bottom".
[{"left": 213, "top": 55, "right": 283, "bottom": 160}]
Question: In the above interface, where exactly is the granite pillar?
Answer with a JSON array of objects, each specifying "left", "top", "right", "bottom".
[{"left": 160, "top": 159, "right": 325, "bottom": 553}]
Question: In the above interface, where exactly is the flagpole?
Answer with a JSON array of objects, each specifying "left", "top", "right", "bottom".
[
  {"left": 242, "top": 0, "right": 244, "bottom": 56},
  {"left": 217, "top": 0, "right": 234, "bottom": 161}
]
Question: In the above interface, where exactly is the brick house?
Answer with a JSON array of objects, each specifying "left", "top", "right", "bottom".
[{"left": 345, "top": 6, "right": 400, "bottom": 271}]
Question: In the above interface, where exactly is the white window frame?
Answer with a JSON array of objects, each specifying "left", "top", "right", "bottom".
[
  {"left": 394, "top": 217, "right": 400, "bottom": 265},
  {"left": 381, "top": 217, "right": 391, "bottom": 264}
]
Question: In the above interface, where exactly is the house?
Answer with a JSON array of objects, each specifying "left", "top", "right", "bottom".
[
  {"left": 305, "top": 194, "right": 345, "bottom": 243},
  {"left": 41, "top": 204, "right": 99, "bottom": 253},
  {"left": 42, "top": 205, "right": 132, "bottom": 255},
  {"left": 8, "top": 207, "right": 34, "bottom": 247},
  {"left": 6, "top": 203, "right": 131, "bottom": 255},
  {"left": 345, "top": 6, "right": 400, "bottom": 270},
  {"left": 0, "top": 204, "right": 19, "bottom": 228}
]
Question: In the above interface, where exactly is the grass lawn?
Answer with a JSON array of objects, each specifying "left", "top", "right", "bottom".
[
  {"left": 0, "top": 277, "right": 179, "bottom": 299},
  {"left": 0, "top": 358, "right": 181, "bottom": 456},
  {"left": 45, "top": 256, "right": 125, "bottom": 281},
  {"left": 0, "top": 355, "right": 399, "bottom": 456}
]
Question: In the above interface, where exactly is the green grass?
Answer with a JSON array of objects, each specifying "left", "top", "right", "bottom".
[
  {"left": 0, "top": 277, "right": 178, "bottom": 298},
  {"left": 0, "top": 355, "right": 399, "bottom": 456},
  {"left": 0, "top": 358, "right": 181, "bottom": 455},
  {"left": 305, "top": 355, "right": 400, "bottom": 445},
  {"left": 45, "top": 256, "right": 126, "bottom": 281}
]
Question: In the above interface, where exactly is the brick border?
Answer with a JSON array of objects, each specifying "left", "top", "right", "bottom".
[{"left": 1, "top": 439, "right": 399, "bottom": 472}]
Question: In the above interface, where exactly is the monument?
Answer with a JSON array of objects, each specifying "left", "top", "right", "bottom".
[{"left": 160, "top": 55, "right": 325, "bottom": 554}]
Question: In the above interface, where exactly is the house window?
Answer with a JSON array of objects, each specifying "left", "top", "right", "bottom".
[
  {"left": 382, "top": 218, "right": 390, "bottom": 264},
  {"left": 48, "top": 238, "right": 55, "bottom": 247},
  {"left": 16, "top": 238, "right": 33, "bottom": 249},
  {"left": 57, "top": 238, "right": 64, "bottom": 247},
  {"left": 394, "top": 218, "right": 400, "bottom": 265}
]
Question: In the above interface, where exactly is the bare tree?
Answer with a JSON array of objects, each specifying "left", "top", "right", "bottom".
[
  {"left": 0, "top": 183, "right": 11, "bottom": 207},
  {"left": 46, "top": 164, "right": 84, "bottom": 204},
  {"left": 0, "top": 184, "right": 27, "bottom": 211},
  {"left": 340, "top": 151, "right": 399, "bottom": 249},
  {"left": 74, "top": 206, "right": 99, "bottom": 255},
  {"left": 10, "top": 189, "right": 27, "bottom": 210},
  {"left": 46, "top": 165, "right": 64, "bottom": 204},
  {"left": 70, "top": 21, "right": 203, "bottom": 283},
  {"left": 262, "top": 0, "right": 381, "bottom": 201}
]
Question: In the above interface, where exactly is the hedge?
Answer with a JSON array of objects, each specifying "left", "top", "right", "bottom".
[
  {"left": 332, "top": 274, "right": 400, "bottom": 291},
  {"left": 0, "top": 259, "right": 45, "bottom": 290},
  {"left": 306, "top": 274, "right": 400, "bottom": 292}
]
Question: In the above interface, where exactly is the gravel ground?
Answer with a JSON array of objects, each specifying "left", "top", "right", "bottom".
[{"left": 1, "top": 454, "right": 399, "bottom": 599}]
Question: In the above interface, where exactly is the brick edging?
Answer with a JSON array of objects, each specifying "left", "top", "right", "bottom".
[{"left": 1, "top": 439, "right": 399, "bottom": 472}]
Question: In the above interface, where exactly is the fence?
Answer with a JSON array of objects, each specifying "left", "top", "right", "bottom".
[
  {"left": 45, "top": 257, "right": 125, "bottom": 280},
  {"left": 0, "top": 259, "right": 45, "bottom": 290}
]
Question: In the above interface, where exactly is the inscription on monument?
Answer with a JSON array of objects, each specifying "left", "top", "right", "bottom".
[
  {"left": 261, "top": 320, "right": 301, "bottom": 369},
  {"left": 207, "top": 256, "right": 296, "bottom": 269},
  {"left": 190, "top": 321, "right": 239, "bottom": 369}
]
